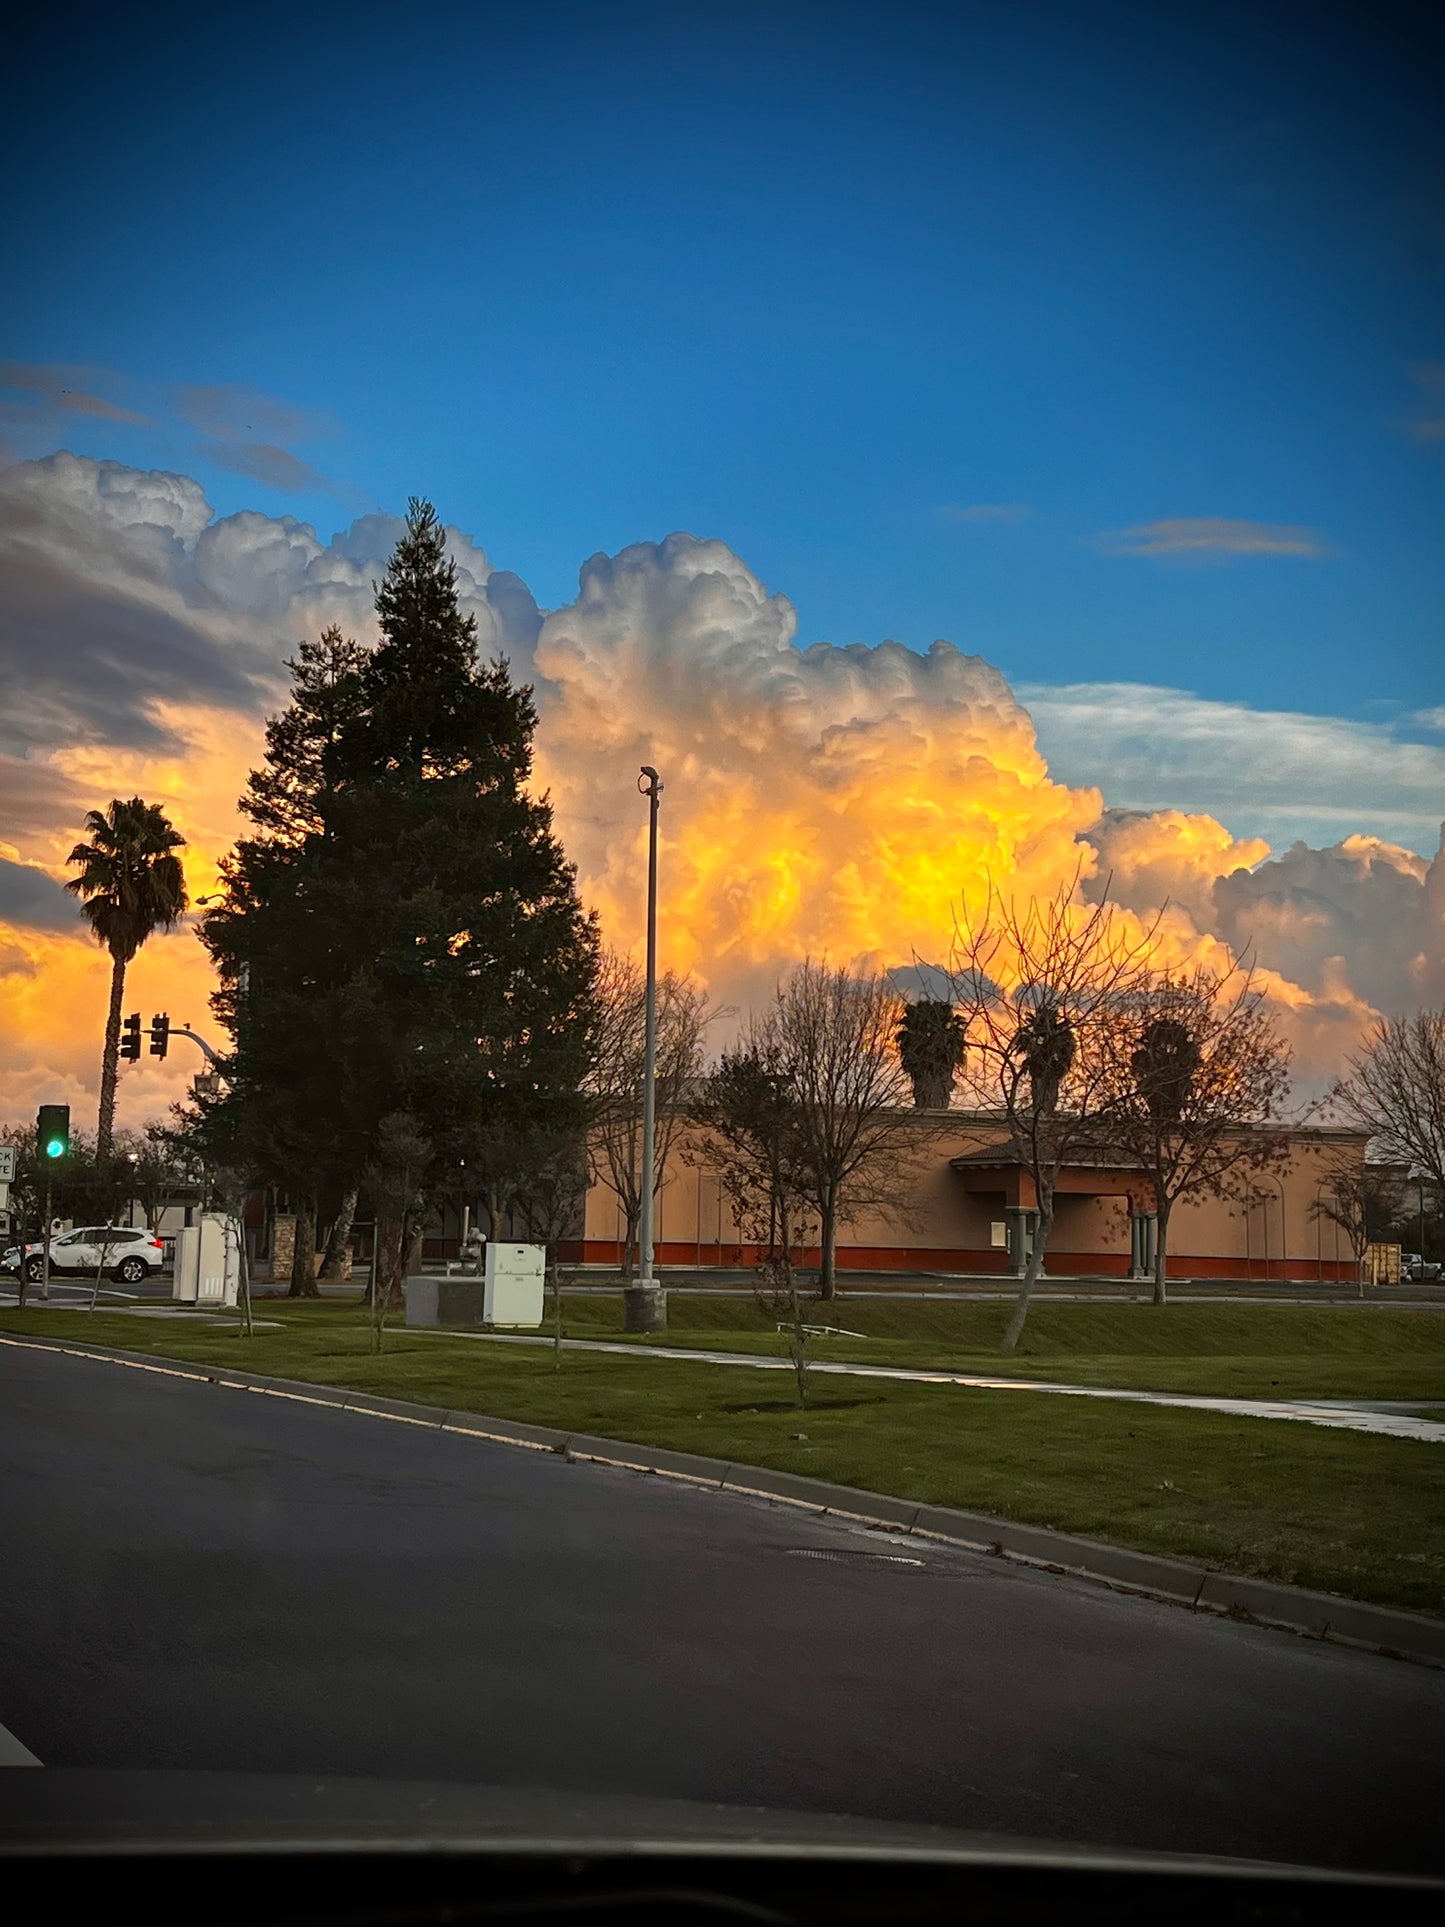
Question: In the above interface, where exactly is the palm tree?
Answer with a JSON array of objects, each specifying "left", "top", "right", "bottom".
[
  {"left": 1011, "top": 999, "right": 1075, "bottom": 1117},
  {"left": 66, "top": 798, "right": 188, "bottom": 1155},
  {"left": 895, "top": 999, "right": 965, "bottom": 1109},
  {"left": 1131, "top": 1016, "right": 1201, "bottom": 1126}
]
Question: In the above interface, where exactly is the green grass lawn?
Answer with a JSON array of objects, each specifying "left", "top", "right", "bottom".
[
  {"left": 556, "top": 1293, "right": 1445, "bottom": 1401},
  {"left": 3, "top": 1298, "right": 1444, "bottom": 1619}
]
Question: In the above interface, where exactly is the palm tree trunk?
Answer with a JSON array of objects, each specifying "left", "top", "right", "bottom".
[{"left": 97, "top": 950, "right": 127, "bottom": 1157}]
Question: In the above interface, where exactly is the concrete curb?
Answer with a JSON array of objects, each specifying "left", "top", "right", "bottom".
[{"left": 6, "top": 1329, "right": 1444, "bottom": 1669}]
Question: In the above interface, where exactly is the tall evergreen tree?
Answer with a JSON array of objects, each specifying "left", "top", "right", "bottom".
[
  {"left": 322, "top": 501, "right": 599, "bottom": 1296},
  {"left": 199, "top": 626, "right": 371, "bottom": 1293},
  {"left": 199, "top": 499, "right": 598, "bottom": 1302}
]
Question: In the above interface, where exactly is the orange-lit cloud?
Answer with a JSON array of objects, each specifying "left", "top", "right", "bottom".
[{"left": 3, "top": 458, "right": 1441, "bottom": 1132}]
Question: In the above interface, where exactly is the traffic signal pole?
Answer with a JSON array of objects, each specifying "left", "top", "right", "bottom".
[{"left": 40, "top": 1176, "right": 51, "bottom": 1303}]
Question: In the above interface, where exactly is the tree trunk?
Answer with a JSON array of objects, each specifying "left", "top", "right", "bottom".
[
  {"left": 621, "top": 1199, "right": 640, "bottom": 1282},
  {"left": 1001, "top": 1198, "right": 1053, "bottom": 1351},
  {"left": 817, "top": 1192, "right": 838, "bottom": 1301},
  {"left": 318, "top": 1184, "right": 358, "bottom": 1279},
  {"left": 89, "top": 1229, "right": 117, "bottom": 1310},
  {"left": 288, "top": 1193, "right": 318, "bottom": 1297},
  {"left": 1152, "top": 1198, "right": 1170, "bottom": 1307},
  {"left": 96, "top": 950, "right": 127, "bottom": 1157},
  {"left": 375, "top": 1216, "right": 405, "bottom": 1311}
]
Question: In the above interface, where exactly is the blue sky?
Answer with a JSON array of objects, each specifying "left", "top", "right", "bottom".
[{"left": 3, "top": 0, "right": 1441, "bottom": 728}]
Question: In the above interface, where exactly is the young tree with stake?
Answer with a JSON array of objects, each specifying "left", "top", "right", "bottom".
[
  {"left": 693, "top": 1025, "right": 816, "bottom": 1405},
  {"left": 947, "top": 877, "right": 1159, "bottom": 1350},
  {"left": 771, "top": 961, "right": 923, "bottom": 1302}
]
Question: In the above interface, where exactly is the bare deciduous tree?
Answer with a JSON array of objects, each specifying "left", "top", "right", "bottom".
[
  {"left": 947, "top": 877, "right": 1159, "bottom": 1350},
  {"left": 1333, "top": 1010, "right": 1445, "bottom": 1193},
  {"left": 587, "top": 947, "right": 714, "bottom": 1278},
  {"left": 1311, "top": 1152, "right": 1406, "bottom": 1292},
  {"left": 693, "top": 1026, "right": 817, "bottom": 1403},
  {"left": 770, "top": 960, "right": 924, "bottom": 1302},
  {"left": 1101, "top": 961, "right": 1293, "bottom": 1305}
]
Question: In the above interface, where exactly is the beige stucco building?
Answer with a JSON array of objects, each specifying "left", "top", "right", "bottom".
[{"left": 578, "top": 1114, "right": 1370, "bottom": 1284}]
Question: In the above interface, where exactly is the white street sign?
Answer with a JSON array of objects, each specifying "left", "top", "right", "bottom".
[{"left": 0, "top": 1147, "right": 14, "bottom": 1183}]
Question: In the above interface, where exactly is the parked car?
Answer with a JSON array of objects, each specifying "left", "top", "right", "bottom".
[
  {"left": 8, "top": 1226, "right": 165, "bottom": 1286},
  {"left": 1401, "top": 1252, "right": 1443, "bottom": 1282}
]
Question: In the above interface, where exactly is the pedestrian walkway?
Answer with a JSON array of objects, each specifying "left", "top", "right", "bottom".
[{"left": 412, "top": 1328, "right": 1445, "bottom": 1444}]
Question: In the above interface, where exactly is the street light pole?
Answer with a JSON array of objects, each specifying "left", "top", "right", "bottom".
[{"left": 626, "top": 766, "right": 667, "bottom": 1334}]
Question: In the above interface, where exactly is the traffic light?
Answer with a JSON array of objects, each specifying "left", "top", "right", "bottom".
[
  {"left": 120, "top": 1012, "right": 142, "bottom": 1061},
  {"left": 149, "top": 1013, "right": 170, "bottom": 1059},
  {"left": 36, "top": 1104, "right": 70, "bottom": 1161}
]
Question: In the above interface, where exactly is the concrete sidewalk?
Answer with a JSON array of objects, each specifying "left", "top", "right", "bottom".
[{"left": 412, "top": 1327, "right": 1445, "bottom": 1444}]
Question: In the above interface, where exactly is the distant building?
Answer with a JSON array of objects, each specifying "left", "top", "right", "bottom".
[{"left": 577, "top": 1115, "right": 1370, "bottom": 1285}]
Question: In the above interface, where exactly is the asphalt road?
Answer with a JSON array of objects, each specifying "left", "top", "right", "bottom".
[{"left": 2, "top": 1342, "right": 1443, "bottom": 1875}]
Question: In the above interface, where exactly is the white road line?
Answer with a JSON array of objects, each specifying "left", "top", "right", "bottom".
[{"left": 0, "top": 1720, "right": 41, "bottom": 1766}]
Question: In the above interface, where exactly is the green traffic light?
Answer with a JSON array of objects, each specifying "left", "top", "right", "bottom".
[{"left": 45, "top": 1138, "right": 65, "bottom": 1158}]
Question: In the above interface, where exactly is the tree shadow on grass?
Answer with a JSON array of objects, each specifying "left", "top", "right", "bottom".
[{"left": 721, "top": 1397, "right": 886, "bottom": 1414}]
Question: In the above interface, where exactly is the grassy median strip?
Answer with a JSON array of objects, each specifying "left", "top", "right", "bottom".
[
  {"left": 4, "top": 1300, "right": 1444, "bottom": 1619},
  {"left": 559, "top": 1295, "right": 1445, "bottom": 1401}
]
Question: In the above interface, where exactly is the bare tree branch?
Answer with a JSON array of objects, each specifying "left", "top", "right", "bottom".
[
  {"left": 1100, "top": 957, "right": 1293, "bottom": 1304},
  {"left": 1333, "top": 1011, "right": 1445, "bottom": 1194},
  {"left": 770, "top": 960, "right": 932, "bottom": 1300},
  {"left": 586, "top": 947, "right": 716, "bottom": 1277},
  {"left": 946, "top": 872, "right": 1160, "bottom": 1348}
]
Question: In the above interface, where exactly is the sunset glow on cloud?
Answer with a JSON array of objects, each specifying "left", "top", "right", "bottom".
[{"left": 2, "top": 454, "right": 1442, "bottom": 1133}]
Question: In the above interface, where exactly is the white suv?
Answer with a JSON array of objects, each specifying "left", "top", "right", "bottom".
[{"left": 18, "top": 1226, "right": 165, "bottom": 1286}]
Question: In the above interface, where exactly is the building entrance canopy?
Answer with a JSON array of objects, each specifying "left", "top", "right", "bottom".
[{"left": 949, "top": 1148, "right": 1159, "bottom": 1280}]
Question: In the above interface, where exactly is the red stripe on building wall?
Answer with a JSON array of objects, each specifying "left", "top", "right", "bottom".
[{"left": 576, "top": 1240, "right": 1359, "bottom": 1284}]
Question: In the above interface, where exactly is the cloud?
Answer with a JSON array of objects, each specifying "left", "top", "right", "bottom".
[
  {"left": 174, "top": 383, "right": 347, "bottom": 497},
  {"left": 0, "top": 454, "right": 541, "bottom": 764},
  {"left": 0, "top": 459, "right": 1436, "bottom": 1122},
  {"left": 1210, "top": 833, "right": 1445, "bottom": 1016},
  {"left": 534, "top": 534, "right": 1093, "bottom": 1010},
  {"left": 1017, "top": 680, "right": 1445, "bottom": 856},
  {"left": 1084, "top": 808, "right": 1271, "bottom": 925},
  {"left": 938, "top": 502, "right": 1031, "bottom": 525},
  {"left": 0, "top": 360, "right": 146, "bottom": 426},
  {"left": 194, "top": 439, "right": 333, "bottom": 494},
  {"left": 1098, "top": 516, "right": 1325, "bottom": 559},
  {"left": 0, "top": 856, "right": 80, "bottom": 933},
  {"left": 174, "top": 384, "right": 331, "bottom": 445}
]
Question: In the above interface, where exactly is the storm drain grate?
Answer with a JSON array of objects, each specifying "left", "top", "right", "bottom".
[{"left": 783, "top": 1547, "right": 926, "bottom": 1568}]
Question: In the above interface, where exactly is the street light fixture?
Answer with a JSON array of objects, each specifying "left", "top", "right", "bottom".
[{"left": 626, "top": 766, "right": 667, "bottom": 1334}]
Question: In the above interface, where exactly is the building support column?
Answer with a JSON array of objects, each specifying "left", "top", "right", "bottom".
[
  {"left": 1004, "top": 1207, "right": 1038, "bottom": 1278},
  {"left": 1129, "top": 1211, "right": 1157, "bottom": 1281}
]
